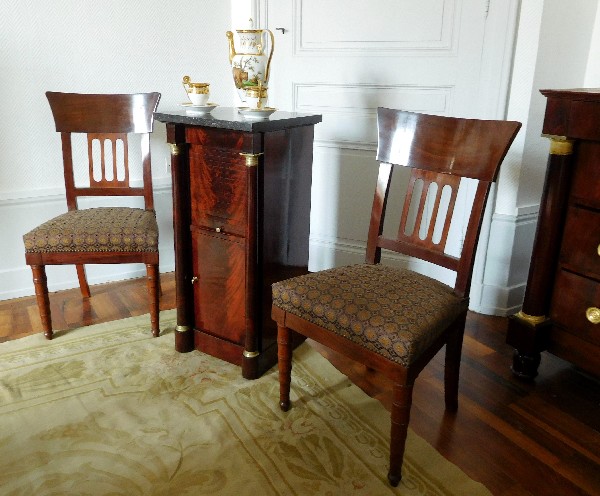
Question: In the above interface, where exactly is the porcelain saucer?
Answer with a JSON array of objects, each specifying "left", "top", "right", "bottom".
[
  {"left": 180, "top": 102, "right": 218, "bottom": 114},
  {"left": 237, "top": 107, "right": 277, "bottom": 120}
]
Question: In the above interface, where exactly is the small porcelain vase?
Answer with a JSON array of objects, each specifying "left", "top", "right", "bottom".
[{"left": 226, "top": 18, "right": 274, "bottom": 102}]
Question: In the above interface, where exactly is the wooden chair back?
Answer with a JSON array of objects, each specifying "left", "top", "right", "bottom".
[
  {"left": 367, "top": 107, "right": 521, "bottom": 298},
  {"left": 45, "top": 92, "right": 161, "bottom": 211}
]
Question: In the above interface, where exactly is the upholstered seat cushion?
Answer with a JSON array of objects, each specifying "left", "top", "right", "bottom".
[
  {"left": 23, "top": 207, "right": 159, "bottom": 253},
  {"left": 272, "top": 264, "right": 468, "bottom": 367}
]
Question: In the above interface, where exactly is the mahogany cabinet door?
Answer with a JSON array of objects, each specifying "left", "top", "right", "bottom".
[
  {"left": 191, "top": 228, "right": 247, "bottom": 345},
  {"left": 189, "top": 147, "right": 247, "bottom": 237}
]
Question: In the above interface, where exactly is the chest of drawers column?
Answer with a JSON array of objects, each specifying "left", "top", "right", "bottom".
[
  {"left": 155, "top": 108, "right": 321, "bottom": 379},
  {"left": 507, "top": 89, "right": 600, "bottom": 379}
]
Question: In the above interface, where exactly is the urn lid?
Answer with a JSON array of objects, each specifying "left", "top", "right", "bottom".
[{"left": 236, "top": 18, "right": 262, "bottom": 33}]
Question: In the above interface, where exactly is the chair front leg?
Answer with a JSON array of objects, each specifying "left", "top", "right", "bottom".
[
  {"left": 388, "top": 381, "right": 413, "bottom": 487},
  {"left": 277, "top": 323, "right": 293, "bottom": 412},
  {"left": 31, "top": 265, "right": 53, "bottom": 340},
  {"left": 146, "top": 264, "right": 160, "bottom": 337}
]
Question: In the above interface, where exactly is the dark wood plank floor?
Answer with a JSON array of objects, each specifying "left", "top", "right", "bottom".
[{"left": 1, "top": 272, "right": 598, "bottom": 495}]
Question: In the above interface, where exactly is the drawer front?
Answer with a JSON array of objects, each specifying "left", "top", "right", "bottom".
[
  {"left": 550, "top": 269, "right": 600, "bottom": 346},
  {"left": 189, "top": 146, "right": 247, "bottom": 236},
  {"left": 570, "top": 141, "right": 600, "bottom": 208},
  {"left": 560, "top": 206, "right": 600, "bottom": 279},
  {"left": 192, "top": 227, "right": 246, "bottom": 345},
  {"left": 567, "top": 100, "right": 600, "bottom": 140}
]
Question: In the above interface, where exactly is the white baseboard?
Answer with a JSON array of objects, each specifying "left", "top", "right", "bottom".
[
  {"left": 470, "top": 280, "right": 527, "bottom": 316},
  {"left": 0, "top": 178, "right": 174, "bottom": 301},
  {"left": 0, "top": 265, "right": 176, "bottom": 301},
  {"left": 469, "top": 208, "right": 538, "bottom": 316}
]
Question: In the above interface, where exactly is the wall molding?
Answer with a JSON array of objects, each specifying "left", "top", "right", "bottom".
[
  {"left": 0, "top": 175, "right": 172, "bottom": 205},
  {"left": 293, "top": 0, "right": 459, "bottom": 56},
  {"left": 295, "top": 82, "right": 453, "bottom": 149},
  {"left": 294, "top": 82, "right": 453, "bottom": 113}
]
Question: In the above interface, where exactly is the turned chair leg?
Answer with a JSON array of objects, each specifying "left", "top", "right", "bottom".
[
  {"left": 388, "top": 382, "right": 413, "bottom": 487},
  {"left": 444, "top": 316, "right": 466, "bottom": 412},
  {"left": 76, "top": 264, "right": 91, "bottom": 298},
  {"left": 146, "top": 264, "right": 160, "bottom": 337},
  {"left": 277, "top": 324, "right": 293, "bottom": 412},
  {"left": 31, "top": 265, "right": 53, "bottom": 340}
]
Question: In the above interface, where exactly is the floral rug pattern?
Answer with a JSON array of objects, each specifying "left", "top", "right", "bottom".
[{"left": 0, "top": 310, "right": 491, "bottom": 495}]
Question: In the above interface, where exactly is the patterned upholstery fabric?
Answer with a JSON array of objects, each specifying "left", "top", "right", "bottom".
[
  {"left": 23, "top": 207, "right": 158, "bottom": 253},
  {"left": 272, "top": 264, "right": 468, "bottom": 367}
]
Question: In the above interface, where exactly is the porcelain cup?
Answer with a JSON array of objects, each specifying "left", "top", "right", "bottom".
[
  {"left": 182, "top": 76, "right": 210, "bottom": 106},
  {"left": 245, "top": 86, "right": 268, "bottom": 109},
  {"left": 188, "top": 91, "right": 209, "bottom": 106}
]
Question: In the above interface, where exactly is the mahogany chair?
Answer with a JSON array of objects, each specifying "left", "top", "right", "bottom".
[
  {"left": 23, "top": 92, "right": 162, "bottom": 339},
  {"left": 272, "top": 107, "right": 521, "bottom": 486}
]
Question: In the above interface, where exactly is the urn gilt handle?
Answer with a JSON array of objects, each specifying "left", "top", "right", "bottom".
[
  {"left": 226, "top": 31, "right": 236, "bottom": 64},
  {"left": 263, "top": 29, "right": 275, "bottom": 82}
]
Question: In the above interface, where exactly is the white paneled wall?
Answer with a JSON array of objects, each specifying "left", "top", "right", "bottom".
[
  {"left": 2, "top": 0, "right": 600, "bottom": 318},
  {"left": 268, "top": 0, "right": 521, "bottom": 315},
  {"left": 0, "top": 0, "right": 232, "bottom": 300},
  {"left": 266, "top": 0, "right": 600, "bottom": 316}
]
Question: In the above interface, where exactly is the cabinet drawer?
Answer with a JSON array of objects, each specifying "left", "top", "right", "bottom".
[
  {"left": 191, "top": 227, "right": 246, "bottom": 345},
  {"left": 570, "top": 141, "right": 600, "bottom": 208},
  {"left": 550, "top": 269, "right": 600, "bottom": 346},
  {"left": 560, "top": 206, "right": 600, "bottom": 279},
  {"left": 189, "top": 147, "right": 247, "bottom": 236}
]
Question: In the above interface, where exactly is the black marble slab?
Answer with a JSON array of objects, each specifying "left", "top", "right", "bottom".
[{"left": 154, "top": 106, "right": 322, "bottom": 132}]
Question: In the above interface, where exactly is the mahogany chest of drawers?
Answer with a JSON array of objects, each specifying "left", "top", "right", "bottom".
[{"left": 507, "top": 89, "right": 600, "bottom": 379}]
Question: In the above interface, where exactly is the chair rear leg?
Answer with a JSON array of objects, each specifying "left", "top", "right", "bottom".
[
  {"left": 76, "top": 264, "right": 91, "bottom": 298},
  {"left": 31, "top": 265, "right": 53, "bottom": 340},
  {"left": 444, "top": 313, "right": 466, "bottom": 412},
  {"left": 277, "top": 323, "right": 293, "bottom": 412},
  {"left": 388, "top": 381, "right": 413, "bottom": 487},
  {"left": 146, "top": 264, "right": 160, "bottom": 337}
]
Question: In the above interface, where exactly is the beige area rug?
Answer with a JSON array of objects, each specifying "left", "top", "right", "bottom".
[{"left": 0, "top": 310, "right": 491, "bottom": 495}]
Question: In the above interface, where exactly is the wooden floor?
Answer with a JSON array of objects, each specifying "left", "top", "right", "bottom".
[{"left": 1, "top": 272, "right": 598, "bottom": 496}]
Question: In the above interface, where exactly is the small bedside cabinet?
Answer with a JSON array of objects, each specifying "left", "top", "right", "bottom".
[{"left": 155, "top": 107, "right": 322, "bottom": 379}]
